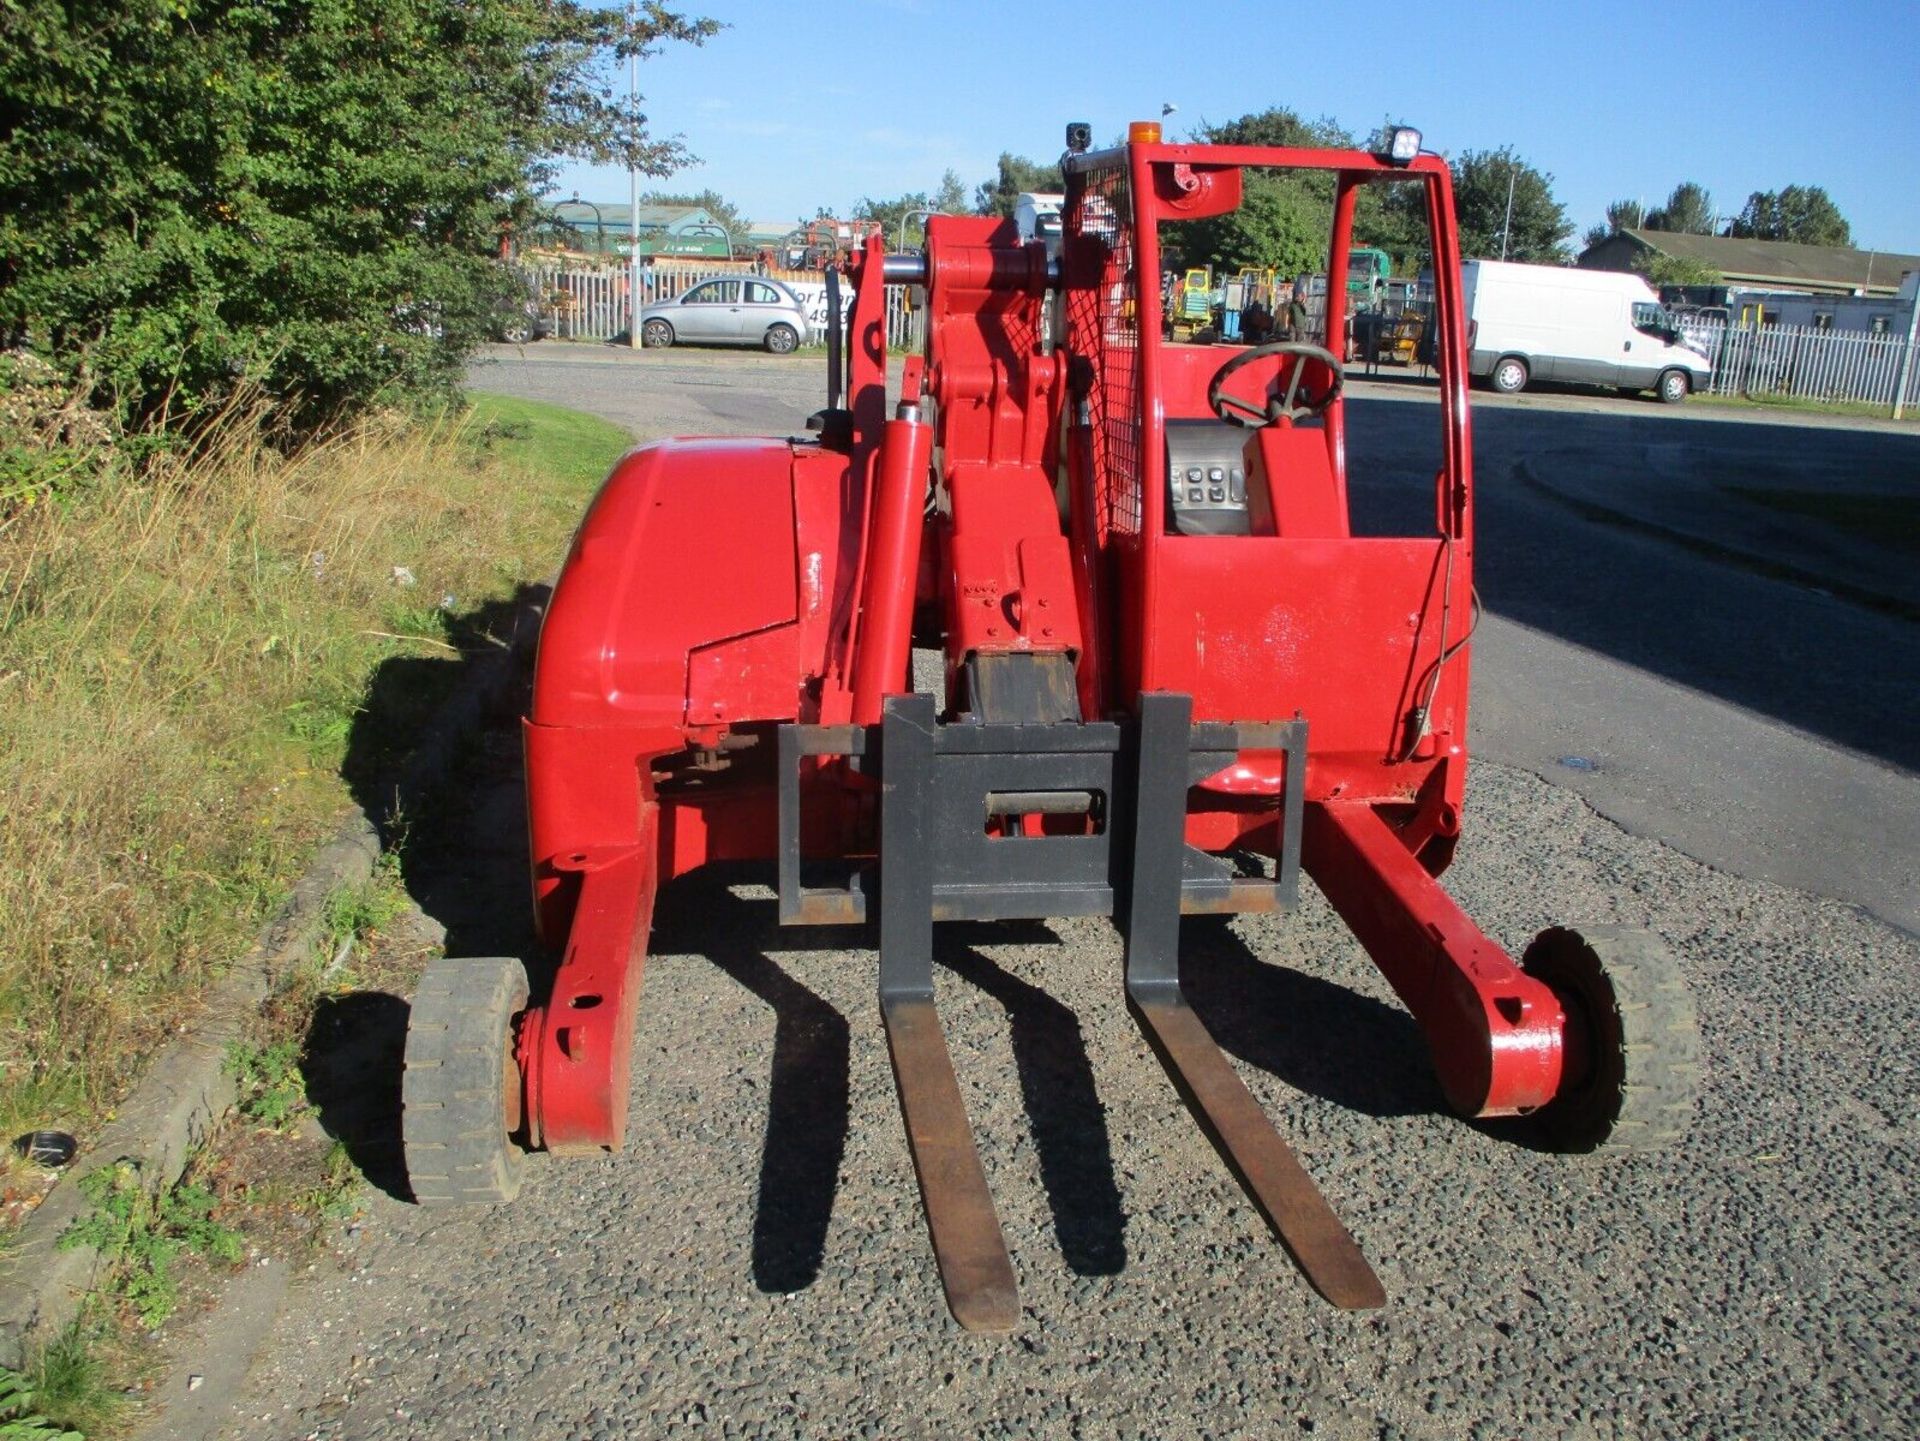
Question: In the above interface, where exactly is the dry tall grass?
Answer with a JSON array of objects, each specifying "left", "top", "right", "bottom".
[{"left": 0, "top": 386, "right": 627, "bottom": 1136}]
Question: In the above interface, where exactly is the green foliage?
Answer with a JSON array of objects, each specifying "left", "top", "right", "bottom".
[
  {"left": 1170, "top": 178, "right": 1332, "bottom": 278},
  {"left": 974, "top": 154, "right": 1062, "bottom": 217},
  {"left": 0, "top": 1366, "right": 83, "bottom": 1440},
  {"left": 0, "top": 1, "right": 716, "bottom": 437},
  {"left": 857, "top": 172, "right": 972, "bottom": 248},
  {"left": 59, "top": 1164, "right": 244, "bottom": 1327},
  {"left": 1633, "top": 252, "right": 1721, "bottom": 287},
  {"left": 1608, "top": 198, "right": 1648, "bottom": 232},
  {"left": 23, "top": 1327, "right": 116, "bottom": 1439},
  {"left": 933, "top": 170, "right": 970, "bottom": 218},
  {"left": 1451, "top": 147, "right": 1574, "bottom": 263},
  {"left": 641, "top": 189, "right": 748, "bottom": 251},
  {"left": 321, "top": 859, "right": 409, "bottom": 954},
  {"left": 312, "top": 1139, "right": 363, "bottom": 1222},
  {"left": 226, "top": 1037, "right": 309, "bottom": 1130},
  {"left": 1160, "top": 110, "right": 1436, "bottom": 277},
  {"left": 1645, "top": 182, "right": 1716, "bottom": 235},
  {"left": 1729, "top": 185, "right": 1852, "bottom": 246},
  {"left": 0, "top": 353, "right": 122, "bottom": 514},
  {"left": 1199, "top": 109, "right": 1352, "bottom": 149},
  {"left": 1165, "top": 110, "right": 1347, "bottom": 275}
]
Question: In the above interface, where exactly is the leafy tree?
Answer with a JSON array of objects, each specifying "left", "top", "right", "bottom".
[
  {"left": 1198, "top": 109, "right": 1352, "bottom": 150},
  {"left": 1166, "top": 109, "right": 1354, "bottom": 275},
  {"left": 933, "top": 170, "right": 969, "bottom": 217},
  {"left": 1644, "top": 182, "right": 1716, "bottom": 235},
  {"left": 0, "top": 0, "right": 717, "bottom": 434},
  {"left": 1583, "top": 198, "right": 1646, "bottom": 253},
  {"left": 1450, "top": 147, "right": 1574, "bottom": 263},
  {"left": 1633, "top": 252, "right": 1721, "bottom": 287},
  {"left": 855, "top": 174, "right": 973, "bottom": 248},
  {"left": 642, "top": 189, "right": 748, "bottom": 249},
  {"left": 855, "top": 191, "right": 933, "bottom": 246},
  {"left": 1170, "top": 180, "right": 1330, "bottom": 277},
  {"left": 1604, "top": 198, "right": 1647, "bottom": 233},
  {"left": 974, "top": 153, "right": 1061, "bottom": 217},
  {"left": 1728, "top": 185, "right": 1852, "bottom": 246}
]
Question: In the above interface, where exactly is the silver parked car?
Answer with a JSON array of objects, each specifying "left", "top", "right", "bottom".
[{"left": 639, "top": 276, "right": 810, "bottom": 354}]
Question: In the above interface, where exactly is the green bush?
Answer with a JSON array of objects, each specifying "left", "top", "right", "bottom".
[{"left": 0, "top": 1, "right": 716, "bottom": 441}]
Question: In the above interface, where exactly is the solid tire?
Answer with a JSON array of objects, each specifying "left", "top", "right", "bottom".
[
  {"left": 1522, "top": 926, "right": 1701, "bottom": 1154},
  {"left": 404, "top": 955, "right": 529, "bottom": 1205},
  {"left": 1491, "top": 355, "right": 1529, "bottom": 394}
]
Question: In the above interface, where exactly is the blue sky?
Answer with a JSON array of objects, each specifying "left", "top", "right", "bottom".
[{"left": 553, "top": 0, "right": 1920, "bottom": 252}]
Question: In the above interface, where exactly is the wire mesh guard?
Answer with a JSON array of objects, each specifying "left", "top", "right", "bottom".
[{"left": 1066, "top": 169, "right": 1141, "bottom": 541}]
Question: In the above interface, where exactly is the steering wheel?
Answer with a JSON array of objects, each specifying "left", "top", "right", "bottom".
[{"left": 1207, "top": 342, "right": 1345, "bottom": 427}]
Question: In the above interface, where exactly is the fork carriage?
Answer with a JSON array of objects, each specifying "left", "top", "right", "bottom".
[{"left": 403, "top": 123, "right": 1700, "bottom": 1329}]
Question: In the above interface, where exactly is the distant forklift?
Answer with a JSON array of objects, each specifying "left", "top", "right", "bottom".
[{"left": 1163, "top": 267, "right": 1215, "bottom": 341}]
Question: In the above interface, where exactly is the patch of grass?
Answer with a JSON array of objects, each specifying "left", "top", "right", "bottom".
[
  {"left": 0, "top": 392, "right": 627, "bottom": 1146},
  {"left": 311, "top": 1140, "right": 362, "bottom": 1223},
  {"left": 0, "top": 1363, "right": 84, "bottom": 1438},
  {"left": 321, "top": 853, "right": 411, "bottom": 958},
  {"left": 58, "top": 1164, "right": 243, "bottom": 1328},
  {"left": 22, "top": 1326, "right": 117, "bottom": 1438},
  {"left": 1722, "top": 485, "right": 1920, "bottom": 557},
  {"left": 1692, "top": 390, "right": 1920, "bottom": 425}
]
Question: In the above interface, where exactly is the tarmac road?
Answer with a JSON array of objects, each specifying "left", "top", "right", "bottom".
[
  {"left": 466, "top": 343, "right": 1920, "bottom": 935},
  {"left": 153, "top": 344, "right": 1919, "bottom": 1440}
]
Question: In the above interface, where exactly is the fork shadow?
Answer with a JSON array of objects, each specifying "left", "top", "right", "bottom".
[
  {"left": 937, "top": 940, "right": 1128, "bottom": 1275},
  {"left": 651, "top": 874, "right": 1130, "bottom": 1290},
  {"left": 1179, "top": 918, "right": 1441, "bottom": 1119}
]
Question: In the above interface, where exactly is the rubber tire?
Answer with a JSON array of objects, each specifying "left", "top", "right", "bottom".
[
  {"left": 1657, "top": 368, "right": 1690, "bottom": 404},
  {"left": 641, "top": 318, "right": 674, "bottom": 349},
  {"left": 764, "top": 322, "right": 799, "bottom": 355},
  {"left": 1522, "top": 926, "right": 1701, "bottom": 1154},
  {"left": 404, "top": 955, "right": 528, "bottom": 1205},
  {"left": 497, "top": 314, "right": 534, "bottom": 345},
  {"left": 1490, "top": 356, "right": 1529, "bottom": 394}
]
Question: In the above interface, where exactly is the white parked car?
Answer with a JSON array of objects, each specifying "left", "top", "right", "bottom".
[{"left": 639, "top": 277, "right": 811, "bottom": 354}]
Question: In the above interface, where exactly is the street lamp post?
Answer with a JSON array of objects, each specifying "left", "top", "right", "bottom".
[
  {"left": 1498, "top": 165, "right": 1517, "bottom": 261},
  {"left": 896, "top": 209, "right": 945, "bottom": 252},
  {"left": 627, "top": 1, "right": 641, "bottom": 348},
  {"left": 567, "top": 194, "right": 606, "bottom": 256}
]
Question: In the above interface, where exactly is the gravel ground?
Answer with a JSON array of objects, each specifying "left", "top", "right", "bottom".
[
  {"left": 202, "top": 726, "right": 1919, "bottom": 1439},
  {"left": 157, "top": 346, "right": 1920, "bottom": 1440}
]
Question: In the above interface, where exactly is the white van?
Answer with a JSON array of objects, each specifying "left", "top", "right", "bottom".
[
  {"left": 1462, "top": 259, "right": 1712, "bottom": 403},
  {"left": 1014, "top": 192, "right": 1065, "bottom": 254}
]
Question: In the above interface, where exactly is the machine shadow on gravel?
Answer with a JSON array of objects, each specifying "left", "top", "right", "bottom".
[
  {"left": 651, "top": 874, "right": 856, "bottom": 1294},
  {"left": 936, "top": 942, "right": 1129, "bottom": 1275},
  {"left": 1181, "top": 919, "right": 1441, "bottom": 1119},
  {"left": 302, "top": 991, "right": 413, "bottom": 1200},
  {"left": 649, "top": 878, "right": 1133, "bottom": 1285},
  {"left": 311, "top": 587, "right": 551, "bottom": 1202}
]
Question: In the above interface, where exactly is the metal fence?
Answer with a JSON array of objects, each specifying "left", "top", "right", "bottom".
[
  {"left": 1689, "top": 318, "right": 1920, "bottom": 411},
  {"left": 516, "top": 261, "right": 1920, "bottom": 415},
  {"left": 516, "top": 260, "right": 924, "bottom": 350}
]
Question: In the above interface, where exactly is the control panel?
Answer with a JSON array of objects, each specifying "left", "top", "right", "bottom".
[{"left": 1164, "top": 419, "right": 1253, "bottom": 536}]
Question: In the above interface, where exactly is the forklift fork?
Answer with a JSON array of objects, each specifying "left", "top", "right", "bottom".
[{"left": 811, "top": 692, "right": 1385, "bottom": 1330}]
